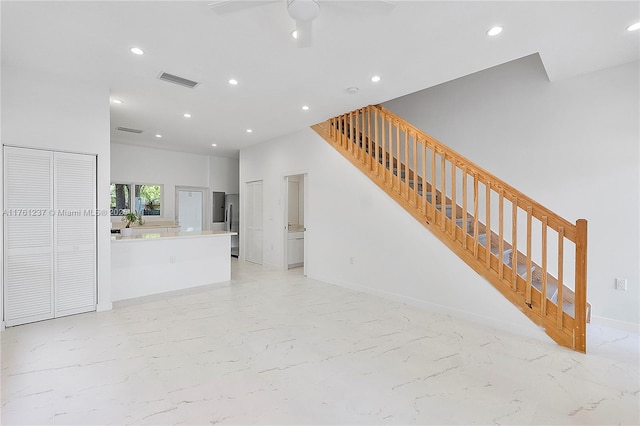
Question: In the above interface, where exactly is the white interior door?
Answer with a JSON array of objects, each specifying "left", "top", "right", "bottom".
[
  {"left": 4, "top": 147, "right": 54, "bottom": 326},
  {"left": 176, "top": 188, "right": 205, "bottom": 232},
  {"left": 54, "top": 152, "right": 96, "bottom": 317},
  {"left": 245, "top": 181, "right": 263, "bottom": 264}
]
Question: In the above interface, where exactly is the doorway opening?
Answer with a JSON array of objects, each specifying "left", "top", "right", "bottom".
[{"left": 285, "top": 174, "right": 306, "bottom": 270}]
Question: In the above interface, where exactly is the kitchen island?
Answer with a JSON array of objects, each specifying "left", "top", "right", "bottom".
[{"left": 111, "top": 230, "right": 236, "bottom": 301}]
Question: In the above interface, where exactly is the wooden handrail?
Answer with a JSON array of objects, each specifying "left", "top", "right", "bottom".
[
  {"left": 375, "top": 105, "right": 578, "bottom": 242},
  {"left": 313, "top": 104, "right": 589, "bottom": 352}
]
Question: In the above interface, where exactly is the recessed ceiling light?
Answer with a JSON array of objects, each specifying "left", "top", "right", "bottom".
[
  {"left": 346, "top": 87, "right": 359, "bottom": 95},
  {"left": 130, "top": 47, "right": 144, "bottom": 55},
  {"left": 487, "top": 26, "right": 503, "bottom": 36},
  {"left": 291, "top": 30, "right": 298, "bottom": 39},
  {"left": 229, "top": 79, "right": 238, "bottom": 85},
  {"left": 111, "top": 99, "right": 123, "bottom": 104},
  {"left": 183, "top": 113, "right": 191, "bottom": 118},
  {"left": 627, "top": 22, "right": 640, "bottom": 32},
  {"left": 246, "top": 129, "right": 253, "bottom": 133},
  {"left": 302, "top": 105, "right": 310, "bottom": 110},
  {"left": 155, "top": 134, "right": 162, "bottom": 138},
  {"left": 211, "top": 143, "right": 217, "bottom": 147},
  {"left": 371, "top": 75, "right": 381, "bottom": 83}
]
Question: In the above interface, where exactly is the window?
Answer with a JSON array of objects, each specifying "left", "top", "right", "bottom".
[
  {"left": 110, "top": 183, "right": 162, "bottom": 217},
  {"left": 110, "top": 183, "right": 130, "bottom": 216},
  {"left": 136, "top": 184, "right": 161, "bottom": 216}
]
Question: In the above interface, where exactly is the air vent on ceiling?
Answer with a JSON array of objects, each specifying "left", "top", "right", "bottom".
[
  {"left": 158, "top": 72, "right": 199, "bottom": 88},
  {"left": 116, "top": 126, "right": 143, "bottom": 134}
]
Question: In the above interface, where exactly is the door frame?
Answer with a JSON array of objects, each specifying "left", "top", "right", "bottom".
[
  {"left": 283, "top": 173, "right": 308, "bottom": 275},
  {"left": 175, "top": 186, "right": 208, "bottom": 232}
]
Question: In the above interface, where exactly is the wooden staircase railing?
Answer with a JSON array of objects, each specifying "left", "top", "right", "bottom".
[{"left": 312, "top": 104, "right": 589, "bottom": 353}]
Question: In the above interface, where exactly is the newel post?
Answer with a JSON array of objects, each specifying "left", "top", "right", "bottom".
[{"left": 574, "top": 219, "right": 588, "bottom": 353}]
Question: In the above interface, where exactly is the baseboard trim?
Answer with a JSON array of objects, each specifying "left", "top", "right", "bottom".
[
  {"left": 590, "top": 315, "right": 640, "bottom": 333},
  {"left": 96, "top": 302, "right": 113, "bottom": 312}
]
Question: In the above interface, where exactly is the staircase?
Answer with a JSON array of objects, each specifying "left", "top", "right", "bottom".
[{"left": 312, "top": 105, "right": 589, "bottom": 353}]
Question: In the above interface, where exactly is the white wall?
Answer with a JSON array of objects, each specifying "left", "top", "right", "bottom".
[
  {"left": 1, "top": 66, "right": 112, "bottom": 315},
  {"left": 210, "top": 155, "right": 239, "bottom": 194},
  {"left": 240, "top": 57, "right": 639, "bottom": 338},
  {"left": 383, "top": 55, "right": 639, "bottom": 326},
  {"left": 110, "top": 143, "right": 239, "bottom": 226},
  {"left": 240, "top": 128, "right": 542, "bottom": 340}
]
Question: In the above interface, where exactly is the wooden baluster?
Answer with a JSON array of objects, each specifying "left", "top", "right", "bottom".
[
  {"left": 462, "top": 167, "right": 468, "bottom": 249},
  {"left": 440, "top": 153, "right": 446, "bottom": 232},
  {"left": 473, "top": 173, "right": 479, "bottom": 257},
  {"left": 352, "top": 111, "right": 357, "bottom": 156},
  {"left": 389, "top": 119, "right": 397, "bottom": 188},
  {"left": 404, "top": 128, "right": 409, "bottom": 199},
  {"left": 574, "top": 219, "right": 587, "bottom": 352},
  {"left": 422, "top": 141, "right": 427, "bottom": 216},
  {"left": 329, "top": 117, "right": 333, "bottom": 140},
  {"left": 367, "top": 107, "right": 372, "bottom": 170},
  {"left": 525, "top": 206, "right": 533, "bottom": 306},
  {"left": 485, "top": 179, "right": 491, "bottom": 268},
  {"left": 355, "top": 109, "right": 360, "bottom": 160},
  {"left": 557, "top": 226, "right": 564, "bottom": 329},
  {"left": 362, "top": 109, "right": 367, "bottom": 165},
  {"left": 430, "top": 146, "right": 436, "bottom": 221},
  {"left": 347, "top": 112, "right": 352, "bottom": 154},
  {"left": 511, "top": 196, "right": 518, "bottom": 291},
  {"left": 541, "top": 216, "right": 548, "bottom": 316},
  {"left": 345, "top": 113, "right": 349, "bottom": 150},
  {"left": 380, "top": 113, "right": 388, "bottom": 183},
  {"left": 413, "top": 132, "right": 418, "bottom": 206},
  {"left": 499, "top": 189, "right": 504, "bottom": 280},
  {"left": 374, "top": 109, "right": 379, "bottom": 176},
  {"left": 450, "top": 161, "right": 456, "bottom": 240},
  {"left": 396, "top": 122, "right": 401, "bottom": 191}
]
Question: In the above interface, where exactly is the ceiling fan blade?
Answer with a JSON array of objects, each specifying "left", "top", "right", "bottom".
[
  {"left": 295, "top": 19, "right": 313, "bottom": 48},
  {"left": 208, "top": 0, "right": 278, "bottom": 15}
]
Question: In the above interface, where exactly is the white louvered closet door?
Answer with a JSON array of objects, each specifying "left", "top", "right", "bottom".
[
  {"left": 4, "top": 147, "right": 55, "bottom": 326},
  {"left": 54, "top": 152, "right": 96, "bottom": 317}
]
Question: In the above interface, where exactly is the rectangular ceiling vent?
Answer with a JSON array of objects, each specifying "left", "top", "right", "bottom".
[
  {"left": 158, "top": 72, "right": 199, "bottom": 88},
  {"left": 116, "top": 126, "right": 143, "bottom": 134}
]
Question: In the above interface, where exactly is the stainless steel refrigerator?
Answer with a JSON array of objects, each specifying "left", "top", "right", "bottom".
[{"left": 225, "top": 194, "right": 239, "bottom": 257}]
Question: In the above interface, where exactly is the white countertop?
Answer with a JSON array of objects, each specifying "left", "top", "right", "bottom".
[
  {"left": 111, "top": 230, "right": 237, "bottom": 243},
  {"left": 111, "top": 220, "right": 180, "bottom": 230}
]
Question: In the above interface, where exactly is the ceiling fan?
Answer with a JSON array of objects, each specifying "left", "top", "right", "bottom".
[{"left": 208, "top": 0, "right": 396, "bottom": 48}]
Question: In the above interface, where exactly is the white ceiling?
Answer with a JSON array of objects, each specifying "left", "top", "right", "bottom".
[{"left": 2, "top": 1, "right": 638, "bottom": 158}]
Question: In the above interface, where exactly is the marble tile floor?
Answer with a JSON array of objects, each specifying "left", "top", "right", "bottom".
[{"left": 1, "top": 259, "right": 639, "bottom": 425}]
